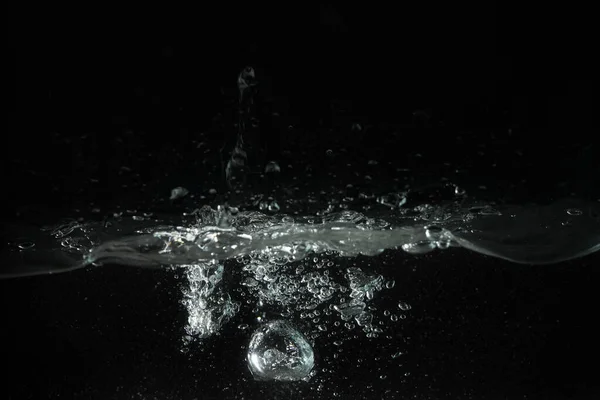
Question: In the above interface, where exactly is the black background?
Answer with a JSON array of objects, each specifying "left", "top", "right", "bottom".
[
  {"left": 5, "top": 2, "right": 600, "bottom": 399},
  {"left": 7, "top": 3, "right": 598, "bottom": 212}
]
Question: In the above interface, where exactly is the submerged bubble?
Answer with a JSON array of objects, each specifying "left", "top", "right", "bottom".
[
  {"left": 247, "top": 320, "right": 314, "bottom": 381},
  {"left": 334, "top": 299, "right": 366, "bottom": 321}
]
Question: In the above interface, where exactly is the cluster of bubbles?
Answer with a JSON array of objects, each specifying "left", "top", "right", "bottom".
[{"left": 180, "top": 261, "right": 239, "bottom": 341}]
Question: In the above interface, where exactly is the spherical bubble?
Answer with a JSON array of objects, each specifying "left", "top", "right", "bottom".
[{"left": 247, "top": 320, "right": 314, "bottom": 381}]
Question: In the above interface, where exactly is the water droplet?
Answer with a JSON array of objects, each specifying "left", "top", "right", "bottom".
[
  {"left": 17, "top": 241, "right": 35, "bottom": 250},
  {"left": 170, "top": 186, "right": 188, "bottom": 200},
  {"left": 265, "top": 161, "right": 281, "bottom": 174},
  {"left": 247, "top": 320, "right": 314, "bottom": 381}
]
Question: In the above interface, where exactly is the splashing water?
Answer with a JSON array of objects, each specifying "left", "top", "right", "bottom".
[
  {"left": 4, "top": 199, "right": 599, "bottom": 340},
  {"left": 3, "top": 66, "right": 599, "bottom": 381},
  {"left": 73, "top": 199, "right": 600, "bottom": 268},
  {"left": 223, "top": 66, "right": 257, "bottom": 190}
]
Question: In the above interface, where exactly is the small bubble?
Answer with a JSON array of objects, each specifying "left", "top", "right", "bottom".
[
  {"left": 566, "top": 208, "right": 583, "bottom": 216},
  {"left": 390, "top": 314, "right": 398, "bottom": 322},
  {"left": 398, "top": 302, "right": 411, "bottom": 311},
  {"left": 385, "top": 280, "right": 395, "bottom": 289}
]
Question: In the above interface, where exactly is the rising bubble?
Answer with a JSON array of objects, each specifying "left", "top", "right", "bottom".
[{"left": 247, "top": 320, "right": 314, "bottom": 381}]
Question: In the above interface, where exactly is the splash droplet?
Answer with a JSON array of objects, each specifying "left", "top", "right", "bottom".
[
  {"left": 17, "top": 241, "right": 35, "bottom": 250},
  {"left": 170, "top": 186, "right": 188, "bottom": 200}
]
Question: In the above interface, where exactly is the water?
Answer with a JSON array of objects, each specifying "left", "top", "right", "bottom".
[
  {"left": 5, "top": 198, "right": 598, "bottom": 276},
  {"left": 4, "top": 198, "right": 599, "bottom": 345},
  {"left": 3, "top": 66, "right": 599, "bottom": 384}
]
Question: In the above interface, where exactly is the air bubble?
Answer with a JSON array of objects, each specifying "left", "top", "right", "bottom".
[{"left": 247, "top": 320, "right": 314, "bottom": 381}]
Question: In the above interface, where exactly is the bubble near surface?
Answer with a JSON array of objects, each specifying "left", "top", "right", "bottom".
[{"left": 247, "top": 320, "right": 315, "bottom": 381}]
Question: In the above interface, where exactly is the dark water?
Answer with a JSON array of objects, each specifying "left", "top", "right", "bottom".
[{"left": 5, "top": 4, "right": 599, "bottom": 399}]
